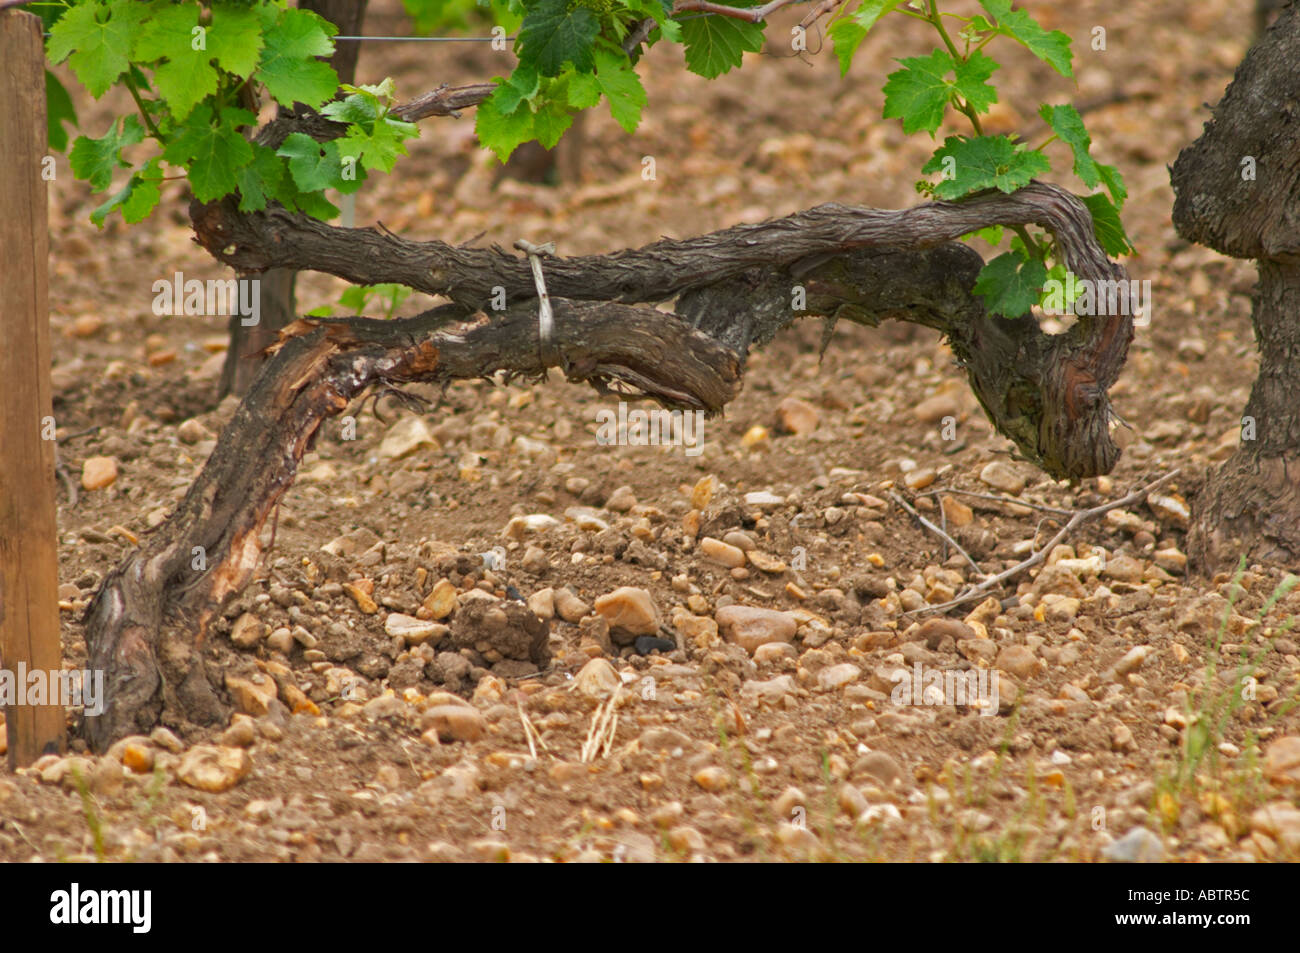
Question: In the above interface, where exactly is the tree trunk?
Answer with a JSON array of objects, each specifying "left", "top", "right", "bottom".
[
  {"left": 218, "top": 0, "right": 368, "bottom": 399},
  {"left": 1171, "top": 1, "right": 1300, "bottom": 571}
]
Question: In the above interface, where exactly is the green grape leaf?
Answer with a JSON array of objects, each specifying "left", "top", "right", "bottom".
[
  {"left": 255, "top": 7, "right": 339, "bottom": 108},
  {"left": 531, "top": 98, "right": 573, "bottom": 149},
  {"left": 46, "top": 70, "right": 79, "bottom": 152},
  {"left": 828, "top": 18, "right": 868, "bottom": 76},
  {"left": 163, "top": 106, "right": 256, "bottom": 201},
  {"left": 209, "top": 1, "right": 266, "bottom": 77},
  {"left": 681, "top": 9, "right": 764, "bottom": 79},
  {"left": 1081, "top": 192, "right": 1135, "bottom": 257},
  {"left": 277, "top": 131, "right": 346, "bottom": 192},
  {"left": 882, "top": 50, "right": 957, "bottom": 136},
  {"left": 1038, "top": 105, "right": 1127, "bottom": 206},
  {"left": 566, "top": 68, "right": 601, "bottom": 108},
  {"left": 235, "top": 143, "right": 289, "bottom": 212},
  {"left": 131, "top": 1, "right": 200, "bottom": 62},
  {"left": 492, "top": 65, "right": 541, "bottom": 114},
  {"left": 517, "top": 0, "right": 599, "bottom": 76},
  {"left": 592, "top": 47, "right": 647, "bottom": 133},
  {"left": 978, "top": 0, "right": 1073, "bottom": 77},
  {"left": 953, "top": 50, "right": 999, "bottom": 115},
  {"left": 47, "top": 0, "right": 148, "bottom": 98},
  {"left": 91, "top": 156, "right": 163, "bottom": 225},
  {"left": 974, "top": 250, "right": 1048, "bottom": 317},
  {"left": 922, "top": 135, "right": 1050, "bottom": 199},
  {"left": 338, "top": 116, "right": 418, "bottom": 175},
  {"left": 475, "top": 88, "right": 537, "bottom": 162},
  {"left": 69, "top": 115, "right": 145, "bottom": 192}
]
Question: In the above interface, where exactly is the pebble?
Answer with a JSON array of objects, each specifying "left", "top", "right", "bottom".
[
  {"left": 699, "top": 536, "right": 746, "bottom": 568},
  {"left": 384, "top": 613, "right": 446, "bottom": 645},
  {"left": 177, "top": 746, "right": 252, "bottom": 793},
  {"left": 978, "top": 461, "right": 1026, "bottom": 495},
  {"left": 554, "top": 588, "right": 591, "bottom": 623},
  {"left": 996, "top": 645, "right": 1039, "bottom": 680},
  {"left": 940, "top": 495, "right": 974, "bottom": 527},
  {"left": 574, "top": 658, "right": 621, "bottom": 699},
  {"left": 1101, "top": 826, "right": 1165, "bottom": 863},
  {"left": 502, "top": 514, "right": 560, "bottom": 539},
  {"left": 177, "top": 418, "right": 212, "bottom": 444},
  {"left": 743, "top": 491, "right": 785, "bottom": 508},
  {"left": 692, "top": 766, "right": 730, "bottom": 792},
  {"left": 852, "top": 751, "right": 905, "bottom": 788},
  {"left": 521, "top": 545, "right": 550, "bottom": 573},
  {"left": 747, "top": 551, "right": 787, "bottom": 574},
  {"left": 421, "top": 705, "right": 486, "bottom": 743},
  {"left": 666, "top": 826, "right": 706, "bottom": 853},
  {"left": 230, "top": 612, "right": 265, "bottom": 649},
  {"left": 606, "top": 485, "right": 637, "bottom": 512},
  {"left": 715, "top": 605, "right": 797, "bottom": 654},
  {"left": 423, "top": 579, "right": 458, "bottom": 619},
  {"left": 913, "top": 392, "right": 960, "bottom": 424},
  {"left": 225, "top": 673, "right": 278, "bottom": 717},
  {"left": 776, "top": 397, "right": 820, "bottom": 435},
  {"left": 903, "top": 468, "right": 935, "bottom": 490},
  {"left": 527, "top": 587, "right": 555, "bottom": 620},
  {"left": 1264, "top": 736, "right": 1300, "bottom": 787},
  {"left": 344, "top": 583, "right": 378, "bottom": 614},
  {"left": 378, "top": 416, "right": 439, "bottom": 460},
  {"left": 81, "top": 456, "right": 119, "bottom": 491},
  {"left": 594, "top": 587, "right": 659, "bottom": 635},
  {"left": 817, "top": 663, "right": 862, "bottom": 691}
]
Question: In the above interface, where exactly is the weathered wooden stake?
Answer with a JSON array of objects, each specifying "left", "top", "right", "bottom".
[{"left": 0, "top": 9, "right": 66, "bottom": 768}]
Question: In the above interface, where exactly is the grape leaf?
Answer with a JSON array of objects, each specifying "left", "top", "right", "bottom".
[
  {"left": 492, "top": 65, "right": 541, "bottom": 115},
  {"left": 1039, "top": 104, "right": 1127, "bottom": 205},
  {"left": 278, "top": 131, "right": 345, "bottom": 192},
  {"left": 209, "top": 1, "right": 266, "bottom": 78},
  {"left": 46, "top": 71, "right": 79, "bottom": 152},
  {"left": 91, "top": 156, "right": 163, "bottom": 225},
  {"left": 977, "top": 0, "right": 1072, "bottom": 77},
  {"left": 69, "top": 115, "right": 145, "bottom": 192},
  {"left": 1081, "top": 192, "right": 1135, "bottom": 257},
  {"left": 974, "top": 250, "right": 1048, "bottom": 317},
  {"left": 162, "top": 106, "right": 256, "bottom": 201},
  {"left": 953, "top": 50, "right": 999, "bottom": 115},
  {"left": 922, "top": 135, "right": 1049, "bottom": 199},
  {"left": 882, "top": 51, "right": 957, "bottom": 136},
  {"left": 47, "top": 0, "right": 148, "bottom": 98},
  {"left": 531, "top": 98, "right": 573, "bottom": 149},
  {"left": 235, "top": 143, "right": 289, "bottom": 212},
  {"left": 592, "top": 47, "right": 647, "bottom": 133},
  {"left": 517, "top": 0, "right": 599, "bottom": 76},
  {"left": 255, "top": 7, "right": 339, "bottom": 108},
  {"left": 828, "top": 18, "right": 867, "bottom": 76},
  {"left": 681, "top": 9, "right": 764, "bottom": 79},
  {"left": 476, "top": 88, "right": 537, "bottom": 162}
]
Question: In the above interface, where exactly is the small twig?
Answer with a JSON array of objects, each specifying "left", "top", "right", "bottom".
[
  {"left": 890, "top": 491, "right": 985, "bottom": 580},
  {"left": 56, "top": 425, "right": 101, "bottom": 444},
  {"left": 910, "top": 470, "right": 1181, "bottom": 616},
  {"left": 580, "top": 689, "right": 621, "bottom": 763},
  {"left": 622, "top": 17, "right": 656, "bottom": 55},
  {"left": 921, "top": 487, "right": 1075, "bottom": 516},
  {"left": 673, "top": 0, "right": 803, "bottom": 23}
]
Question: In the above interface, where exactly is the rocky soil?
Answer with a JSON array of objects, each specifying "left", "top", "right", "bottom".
[{"left": 4, "top": 0, "right": 1299, "bottom": 862}]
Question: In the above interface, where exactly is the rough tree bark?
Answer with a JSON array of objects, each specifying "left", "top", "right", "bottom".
[
  {"left": 218, "top": 0, "right": 369, "bottom": 399},
  {"left": 1171, "top": 2, "right": 1300, "bottom": 571}
]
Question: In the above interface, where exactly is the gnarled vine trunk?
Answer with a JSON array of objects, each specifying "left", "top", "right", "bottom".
[{"left": 1171, "top": 2, "right": 1300, "bottom": 571}]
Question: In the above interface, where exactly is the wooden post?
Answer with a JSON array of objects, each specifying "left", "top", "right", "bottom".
[{"left": 0, "top": 9, "right": 66, "bottom": 768}]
